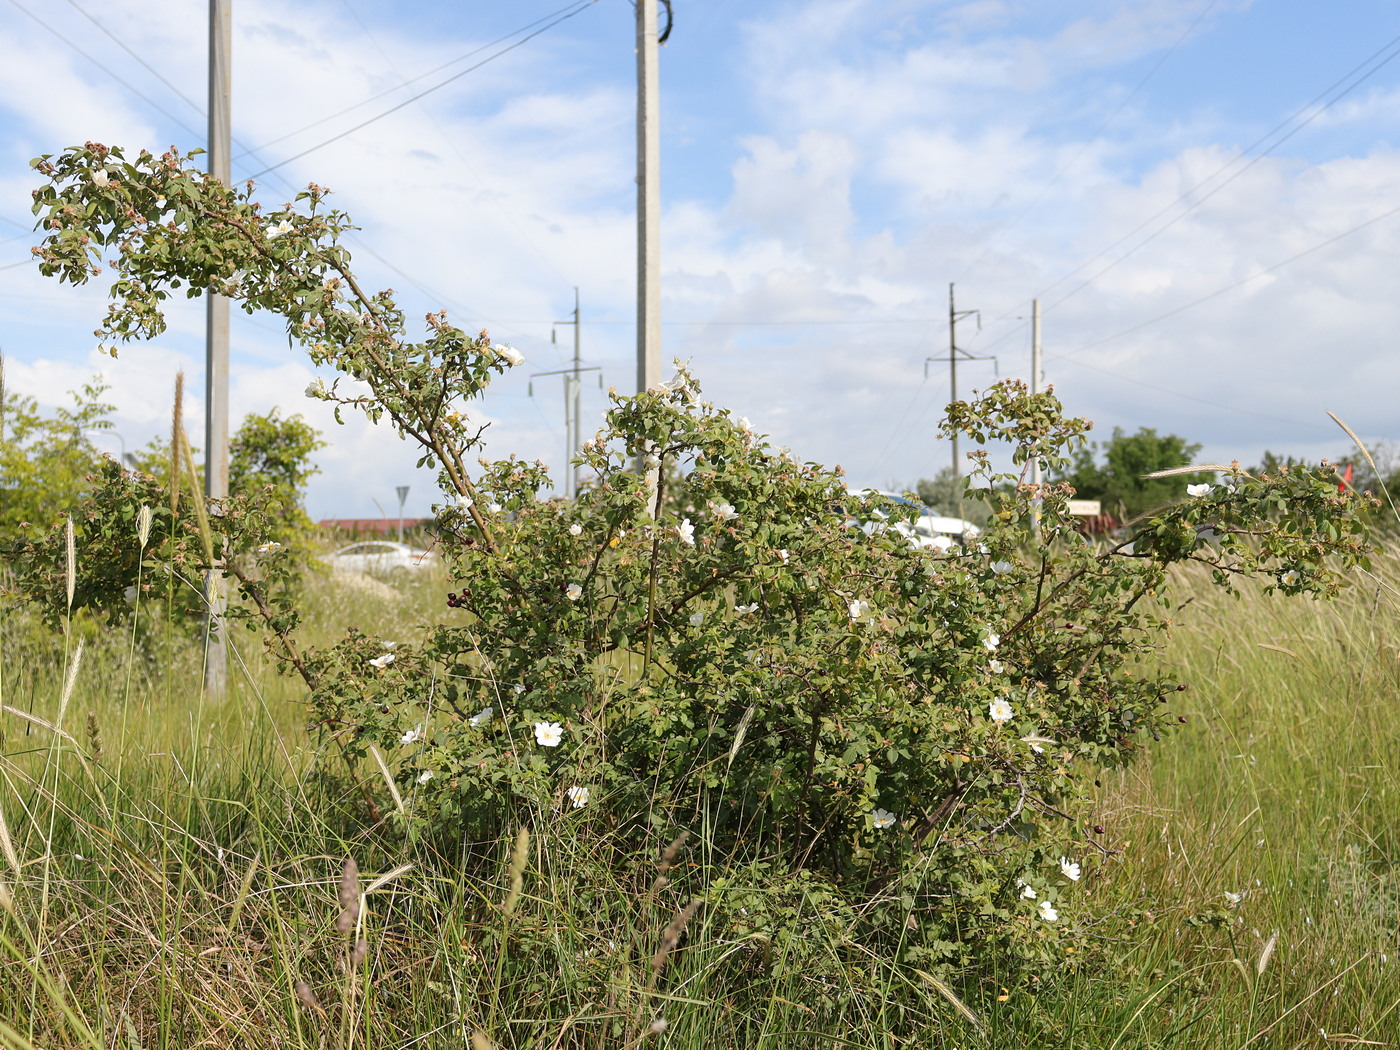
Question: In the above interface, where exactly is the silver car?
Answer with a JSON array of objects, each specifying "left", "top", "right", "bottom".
[{"left": 328, "top": 541, "right": 435, "bottom": 577}]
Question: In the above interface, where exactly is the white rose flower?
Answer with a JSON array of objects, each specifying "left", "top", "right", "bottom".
[
  {"left": 493, "top": 344, "right": 525, "bottom": 367},
  {"left": 534, "top": 721, "right": 564, "bottom": 747}
]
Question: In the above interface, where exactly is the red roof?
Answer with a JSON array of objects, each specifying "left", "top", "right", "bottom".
[{"left": 318, "top": 518, "right": 430, "bottom": 536}]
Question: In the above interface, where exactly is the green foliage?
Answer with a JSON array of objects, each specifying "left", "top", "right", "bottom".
[
  {"left": 0, "top": 360, "right": 115, "bottom": 537},
  {"left": 914, "top": 466, "right": 993, "bottom": 526},
  {"left": 22, "top": 141, "right": 1380, "bottom": 983},
  {"left": 1054, "top": 425, "right": 1213, "bottom": 519},
  {"left": 229, "top": 408, "right": 327, "bottom": 537},
  {"left": 3, "top": 456, "right": 308, "bottom": 647}
]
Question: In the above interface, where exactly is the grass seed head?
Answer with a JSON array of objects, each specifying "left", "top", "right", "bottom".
[
  {"left": 335, "top": 857, "right": 361, "bottom": 934},
  {"left": 85, "top": 712, "right": 103, "bottom": 763},
  {"left": 651, "top": 898, "right": 701, "bottom": 977},
  {"left": 1257, "top": 931, "right": 1278, "bottom": 976},
  {"left": 503, "top": 826, "right": 529, "bottom": 917},
  {"left": 64, "top": 515, "right": 76, "bottom": 612}
]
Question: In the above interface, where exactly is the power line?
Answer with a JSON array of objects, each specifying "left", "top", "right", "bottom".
[
  {"left": 1038, "top": 30, "right": 1400, "bottom": 313},
  {"left": 1051, "top": 355, "right": 1331, "bottom": 432},
  {"left": 489, "top": 317, "right": 946, "bottom": 326},
  {"left": 956, "top": 0, "right": 1222, "bottom": 286},
  {"left": 5, "top": 0, "right": 207, "bottom": 141},
  {"left": 237, "top": 0, "right": 596, "bottom": 160},
  {"left": 64, "top": 0, "right": 205, "bottom": 117},
  {"left": 334, "top": 0, "right": 575, "bottom": 289},
  {"left": 3, "top": 2, "right": 549, "bottom": 342},
  {"left": 245, "top": 0, "right": 599, "bottom": 179},
  {"left": 1048, "top": 199, "right": 1400, "bottom": 362}
]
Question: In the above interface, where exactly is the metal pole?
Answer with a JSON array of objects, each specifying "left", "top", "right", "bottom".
[
  {"left": 636, "top": 0, "right": 661, "bottom": 395},
  {"left": 562, "top": 373, "right": 575, "bottom": 500},
  {"left": 203, "top": 0, "right": 231, "bottom": 697},
  {"left": 571, "top": 286, "right": 581, "bottom": 498},
  {"left": 948, "top": 283, "right": 958, "bottom": 480},
  {"left": 1031, "top": 298, "right": 1042, "bottom": 489}
]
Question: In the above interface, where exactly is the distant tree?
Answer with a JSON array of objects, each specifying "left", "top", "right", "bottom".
[
  {"left": 130, "top": 409, "right": 325, "bottom": 538},
  {"left": 229, "top": 409, "right": 327, "bottom": 536},
  {"left": 0, "top": 359, "right": 114, "bottom": 537},
  {"left": 1055, "top": 426, "right": 1212, "bottom": 519},
  {"left": 1253, "top": 449, "right": 1308, "bottom": 476},
  {"left": 913, "top": 467, "right": 992, "bottom": 526},
  {"left": 1330, "top": 440, "right": 1400, "bottom": 497}
]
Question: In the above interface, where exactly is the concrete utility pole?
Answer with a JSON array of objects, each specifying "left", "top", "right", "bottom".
[
  {"left": 204, "top": 0, "right": 231, "bottom": 696},
  {"left": 635, "top": 0, "right": 661, "bottom": 395},
  {"left": 1031, "top": 298, "right": 1043, "bottom": 490},
  {"left": 557, "top": 287, "right": 582, "bottom": 499},
  {"left": 534, "top": 289, "right": 600, "bottom": 498}
]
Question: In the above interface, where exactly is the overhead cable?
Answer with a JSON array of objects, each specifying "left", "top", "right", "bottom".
[{"left": 246, "top": 0, "right": 599, "bottom": 179}]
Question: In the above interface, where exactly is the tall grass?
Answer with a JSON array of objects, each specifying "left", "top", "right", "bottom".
[{"left": 2, "top": 547, "right": 1398, "bottom": 1048}]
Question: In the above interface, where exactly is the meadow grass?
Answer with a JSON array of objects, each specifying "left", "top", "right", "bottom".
[{"left": 1, "top": 551, "right": 1398, "bottom": 1048}]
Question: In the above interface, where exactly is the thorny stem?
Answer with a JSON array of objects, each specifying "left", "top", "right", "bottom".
[{"left": 642, "top": 442, "right": 671, "bottom": 677}]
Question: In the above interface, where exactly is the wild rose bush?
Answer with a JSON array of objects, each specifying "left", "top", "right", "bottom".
[{"left": 25, "top": 142, "right": 1376, "bottom": 975}]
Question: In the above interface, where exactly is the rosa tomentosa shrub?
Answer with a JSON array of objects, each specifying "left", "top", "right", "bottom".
[{"left": 27, "top": 143, "right": 1376, "bottom": 975}]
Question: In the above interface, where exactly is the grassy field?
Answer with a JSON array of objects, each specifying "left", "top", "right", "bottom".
[{"left": 1, "top": 551, "right": 1397, "bottom": 1049}]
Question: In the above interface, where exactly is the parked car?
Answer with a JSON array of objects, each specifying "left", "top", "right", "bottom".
[
  {"left": 905, "top": 512, "right": 982, "bottom": 551},
  {"left": 846, "top": 489, "right": 980, "bottom": 551},
  {"left": 328, "top": 541, "right": 435, "bottom": 577}
]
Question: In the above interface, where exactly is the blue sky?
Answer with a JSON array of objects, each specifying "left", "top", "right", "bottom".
[{"left": 3, "top": 0, "right": 1400, "bottom": 517}]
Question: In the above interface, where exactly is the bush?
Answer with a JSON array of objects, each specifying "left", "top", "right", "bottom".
[{"left": 22, "top": 141, "right": 1377, "bottom": 979}]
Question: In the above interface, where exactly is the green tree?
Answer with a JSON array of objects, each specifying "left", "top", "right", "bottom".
[
  {"left": 0, "top": 357, "right": 115, "bottom": 537},
  {"left": 229, "top": 408, "right": 326, "bottom": 535},
  {"left": 129, "top": 410, "right": 325, "bottom": 537},
  {"left": 1056, "top": 426, "right": 1212, "bottom": 518}
]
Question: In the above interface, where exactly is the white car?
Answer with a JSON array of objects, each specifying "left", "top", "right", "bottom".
[
  {"left": 905, "top": 513, "right": 982, "bottom": 551},
  {"left": 328, "top": 541, "right": 435, "bottom": 577},
  {"left": 847, "top": 489, "right": 980, "bottom": 551}
]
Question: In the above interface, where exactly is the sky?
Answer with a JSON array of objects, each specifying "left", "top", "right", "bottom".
[{"left": 3, "top": 0, "right": 1400, "bottom": 519}]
